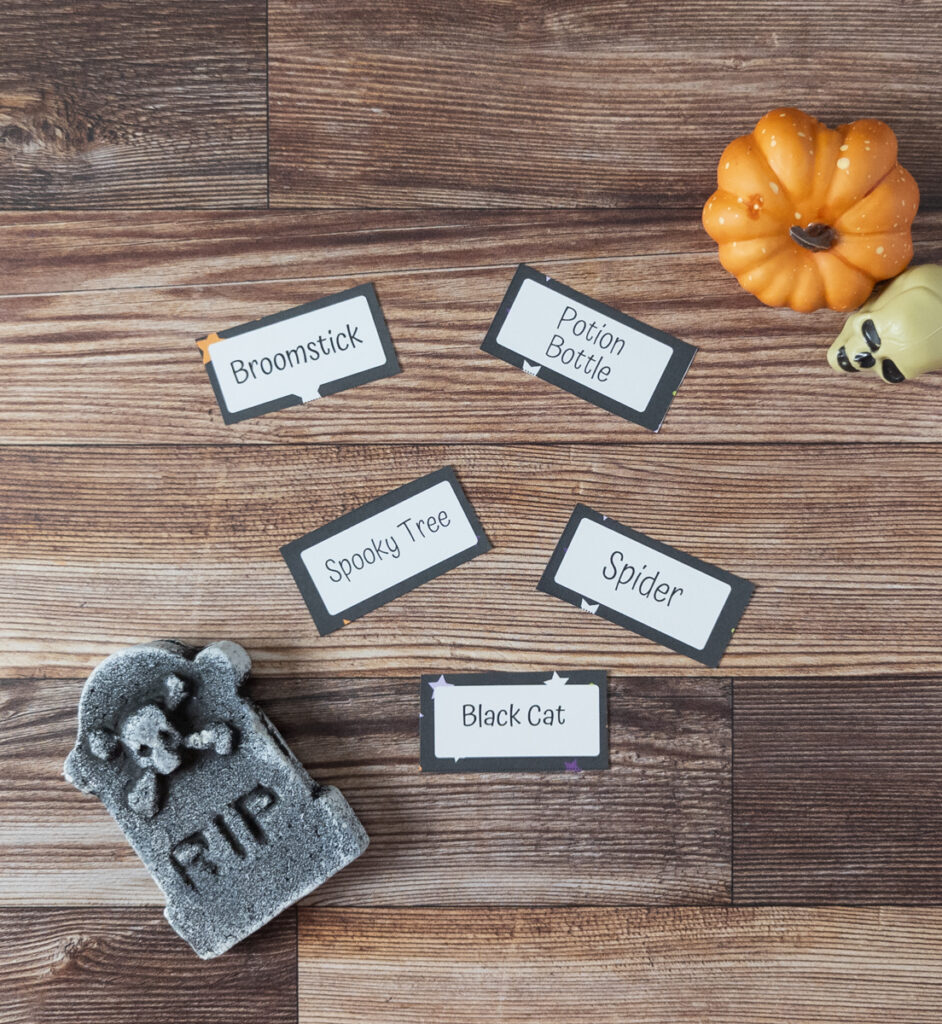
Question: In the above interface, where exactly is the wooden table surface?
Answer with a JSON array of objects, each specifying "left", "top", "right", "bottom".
[{"left": 3, "top": 1, "right": 942, "bottom": 1021}]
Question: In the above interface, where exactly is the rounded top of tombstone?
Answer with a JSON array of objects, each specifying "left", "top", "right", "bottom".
[{"left": 64, "top": 639, "right": 251, "bottom": 801}]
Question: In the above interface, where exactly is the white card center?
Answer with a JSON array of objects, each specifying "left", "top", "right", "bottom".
[
  {"left": 496, "top": 278, "right": 673, "bottom": 412},
  {"left": 210, "top": 294, "right": 387, "bottom": 413},
  {"left": 299, "top": 480, "right": 479, "bottom": 615},
  {"left": 554, "top": 518, "right": 731, "bottom": 650},
  {"left": 432, "top": 681, "right": 601, "bottom": 760}
]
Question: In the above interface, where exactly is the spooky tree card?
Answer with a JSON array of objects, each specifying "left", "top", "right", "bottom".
[{"left": 281, "top": 467, "right": 491, "bottom": 635}]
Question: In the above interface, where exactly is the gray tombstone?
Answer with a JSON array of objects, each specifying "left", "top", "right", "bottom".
[{"left": 64, "top": 639, "right": 369, "bottom": 958}]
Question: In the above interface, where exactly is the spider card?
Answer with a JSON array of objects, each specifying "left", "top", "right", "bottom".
[{"left": 538, "top": 504, "right": 755, "bottom": 666}]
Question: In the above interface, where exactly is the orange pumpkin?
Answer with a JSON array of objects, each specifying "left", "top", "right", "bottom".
[{"left": 702, "top": 108, "right": 919, "bottom": 312}]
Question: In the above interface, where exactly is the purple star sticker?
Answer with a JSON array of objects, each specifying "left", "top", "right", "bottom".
[
  {"left": 564, "top": 759, "right": 581, "bottom": 773},
  {"left": 428, "top": 675, "right": 454, "bottom": 699}
]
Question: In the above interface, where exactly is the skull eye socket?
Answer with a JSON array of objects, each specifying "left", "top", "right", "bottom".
[
  {"left": 138, "top": 743, "right": 152, "bottom": 757},
  {"left": 158, "top": 729, "right": 173, "bottom": 743},
  {"left": 836, "top": 345, "right": 857, "bottom": 372},
  {"left": 881, "top": 358, "right": 905, "bottom": 383},
  {"left": 862, "top": 318, "right": 881, "bottom": 352}
]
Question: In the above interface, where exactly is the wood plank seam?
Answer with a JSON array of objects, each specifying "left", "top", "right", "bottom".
[{"left": 0, "top": 249, "right": 715, "bottom": 302}]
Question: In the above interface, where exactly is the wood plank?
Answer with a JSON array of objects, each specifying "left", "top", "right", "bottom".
[
  {"left": 0, "top": 1, "right": 267, "bottom": 208},
  {"left": 269, "top": 0, "right": 942, "bottom": 207},
  {"left": 297, "top": 906, "right": 942, "bottom": 1024},
  {"left": 733, "top": 678, "right": 942, "bottom": 904},
  {"left": 0, "top": 673, "right": 729, "bottom": 906},
  {"left": 0, "top": 908, "right": 296, "bottom": 1024},
  {"left": 0, "top": 209, "right": 703, "bottom": 295},
  {"left": 2, "top": 211, "right": 941, "bottom": 445},
  {"left": 3, "top": 443, "right": 941, "bottom": 679}
]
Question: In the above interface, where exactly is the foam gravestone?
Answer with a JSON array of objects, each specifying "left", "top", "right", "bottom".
[
  {"left": 702, "top": 107, "right": 919, "bottom": 312},
  {"left": 64, "top": 640, "right": 369, "bottom": 958}
]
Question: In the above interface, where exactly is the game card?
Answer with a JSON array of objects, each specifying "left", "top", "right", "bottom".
[
  {"left": 420, "top": 670, "right": 609, "bottom": 773},
  {"left": 538, "top": 504, "right": 755, "bottom": 666},
  {"left": 281, "top": 467, "right": 491, "bottom": 635},
  {"left": 481, "top": 264, "right": 696, "bottom": 431},
  {"left": 197, "top": 283, "right": 399, "bottom": 423}
]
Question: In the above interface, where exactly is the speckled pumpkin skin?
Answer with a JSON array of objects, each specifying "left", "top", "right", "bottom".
[{"left": 702, "top": 108, "right": 919, "bottom": 312}]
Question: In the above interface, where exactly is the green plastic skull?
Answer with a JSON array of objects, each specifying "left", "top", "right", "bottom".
[{"left": 828, "top": 264, "right": 942, "bottom": 383}]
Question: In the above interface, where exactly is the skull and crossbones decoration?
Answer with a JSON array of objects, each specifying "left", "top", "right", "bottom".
[{"left": 87, "top": 672, "right": 234, "bottom": 819}]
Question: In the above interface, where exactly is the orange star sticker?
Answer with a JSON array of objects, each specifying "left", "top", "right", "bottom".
[{"left": 196, "top": 331, "right": 223, "bottom": 364}]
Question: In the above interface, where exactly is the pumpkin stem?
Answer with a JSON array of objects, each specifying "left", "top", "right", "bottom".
[{"left": 790, "top": 222, "right": 838, "bottom": 252}]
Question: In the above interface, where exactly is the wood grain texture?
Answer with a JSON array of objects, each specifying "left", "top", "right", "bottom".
[
  {"left": 0, "top": 442, "right": 933, "bottom": 676},
  {"left": 3, "top": 2, "right": 941, "bottom": 1019},
  {"left": 269, "top": 0, "right": 942, "bottom": 208},
  {"left": 0, "top": 908, "right": 296, "bottom": 1024},
  {"left": 733, "top": 678, "right": 942, "bottom": 904},
  {"left": 297, "top": 906, "right": 942, "bottom": 1024},
  {"left": 3, "top": 443, "right": 942, "bottom": 680},
  {"left": 0, "top": 208, "right": 703, "bottom": 294},
  {"left": 0, "top": 1, "right": 267, "bottom": 208},
  {"left": 2, "top": 211, "right": 942, "bottom": 445},
  {"left": 0, "top": 673, "right": 729, "bottom": 906}
]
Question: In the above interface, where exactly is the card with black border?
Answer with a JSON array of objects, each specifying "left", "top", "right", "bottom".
[
  {"left": 196, "top": 283, "right": 400, "bottom": 424},
  {"left": 420, "top": 670, "right": 609, "bottom": 773},
  {"left": 538, "top": 505, "right": 755, "bottom": 667},
  {"left": 481, "top": 263, "right": 696, "bottom": 431},
  {"left": 281, "top": 467, "right": 491, "bottom": 635}
]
